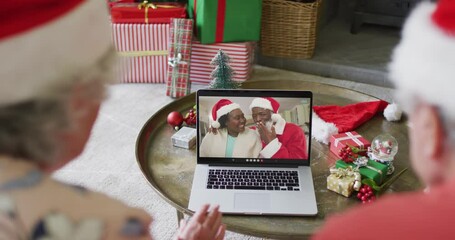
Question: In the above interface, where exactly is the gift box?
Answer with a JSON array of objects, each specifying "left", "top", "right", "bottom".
[
  {"left": 336, "top": 159, "right": 388, "bottom": 185},
  {"left": 327, "top": 167, "right": 361, "bottom": 197},
  {"left": 190, "top": 41, "right": 255, "bottom": 84},
  {"left": 171, "top": 127, "right": 197, "bottom": 149},
  {"left": 330, "top": 131, "right": 370, "bottom": 158},
  {"left": 111, "top": 2, "right": 187, "bottom": 24},
  {"left": 188, "top": 0, "right": 262, "bottom": 44},
  {"left": 166, "top": 19, "right": 193, "bottom": 98},
  {"left": 112, "top": 23, "right": 169, "bottom": 83}
]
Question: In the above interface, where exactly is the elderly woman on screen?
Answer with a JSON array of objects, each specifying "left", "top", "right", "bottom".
[
  {"left": 0, "top": 1, "right": 224, "bottom": 239},
  {"left": 200, "top": 99, "right": 262, "bottom": 158}
]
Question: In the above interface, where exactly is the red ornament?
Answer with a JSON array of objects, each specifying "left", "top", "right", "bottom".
[
  {"left": 184, "top": 109, "right": 197, "bottom": 126},
  {"left": 167, "top": 111, "right": 184, "bottom": 129}
]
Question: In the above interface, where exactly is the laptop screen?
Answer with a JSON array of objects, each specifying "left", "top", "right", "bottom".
[{"left": 197, "top": 89, "right": 312, "bottom": 166}]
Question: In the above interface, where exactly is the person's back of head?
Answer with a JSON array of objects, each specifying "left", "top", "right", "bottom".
[{"left": 0, "top": 0, "right": 115, "bottom": 168}]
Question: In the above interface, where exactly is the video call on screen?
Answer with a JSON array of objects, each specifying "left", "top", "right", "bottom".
[{"left": 198, "top": 96, "right": 311, "bottom": 162}]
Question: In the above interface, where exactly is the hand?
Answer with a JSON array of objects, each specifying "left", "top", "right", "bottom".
[
  {"left": 175, "top": 204, "right": 225, "bottom": 240},
  {"left": 256, "top": 122, "right": 276, "bottom": 145}
]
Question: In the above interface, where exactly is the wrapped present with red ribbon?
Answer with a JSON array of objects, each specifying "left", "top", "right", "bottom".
[
  {"left": 329, "top": 131, "right": 370, "bottom": 159},
  {"left": 190, "top": 41, "right": 255, "bottom": 84},
  {"left": 112, "top": 23, "right": 169, "bottom": 83},
  {"left": 111, "top": 1, "right": 187, "bottom": 24},
  {"left": 166, "top": 18, "right": 193, "bottom": 98},
  {"left": 188, "top": 0, "right": 262, "bottom": 44}
]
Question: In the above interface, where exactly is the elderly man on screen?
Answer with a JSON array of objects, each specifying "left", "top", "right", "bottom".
[
  {"left": 313, "top": 0, "right": 455, "bottom": 239},
  {"left": 249, "top": 97, "right": 308, "bottom": 159}
]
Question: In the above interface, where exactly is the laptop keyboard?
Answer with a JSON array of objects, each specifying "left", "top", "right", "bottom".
[{"left": 206, "top": 169, "right": 300, "bottom": 191}]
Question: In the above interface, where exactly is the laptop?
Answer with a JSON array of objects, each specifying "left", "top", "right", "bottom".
[{"left": 188, "top": 89, "right": 318, "bottom": 216}]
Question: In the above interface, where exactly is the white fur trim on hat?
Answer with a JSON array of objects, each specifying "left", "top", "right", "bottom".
[
  {"left": 0, "top": 0, "right": 112, "bottom": 106},
  {"left": 311, "top": 111, "right": 339, "bottom": 144},
  {"left": 384, "top": 103, "right": 403, "bottom": 121},
  {"left": 211, "top": 103, "right": 241, "bottom": 128},
  {"left": 389, "top": 2, "right": 455, "bottom": 120},
  {"left": 250, "top": 98, "right": 274, "bottom": 112}
]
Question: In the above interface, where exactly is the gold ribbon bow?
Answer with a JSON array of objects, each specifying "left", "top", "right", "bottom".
[
  {"left": 138, "top": 1, "right": 179, "bottom": 24},
  {"left": 330, "top": 166, "right": 362, "bottom": 191}
]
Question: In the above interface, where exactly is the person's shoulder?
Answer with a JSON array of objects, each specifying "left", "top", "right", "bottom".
[
  {"left": 13, "top": 177, "right": 152, "bottom": 239},
  {"left": 284, "top": 122, "right": 304, "bottom": 132},
  {"left": 313, "top": 191, "right": 441, "bottom": 239}
]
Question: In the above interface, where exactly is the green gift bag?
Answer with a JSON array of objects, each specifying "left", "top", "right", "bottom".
[
  {"left": 188, "top": 0, "right": 262, "bottom": 44},
  {"left": 336, "top": 160, "right": 388, "bottom": 185}
]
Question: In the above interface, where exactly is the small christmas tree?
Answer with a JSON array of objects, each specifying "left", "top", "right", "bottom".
[{"left": 209, "top": 50, "right": 240, "bottom": 89}]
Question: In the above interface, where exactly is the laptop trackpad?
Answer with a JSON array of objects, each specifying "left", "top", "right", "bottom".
[{"left": 234, "top": 193, "right": 271, "bottom": 211}]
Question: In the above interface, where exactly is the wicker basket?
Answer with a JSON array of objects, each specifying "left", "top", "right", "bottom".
[{"left": 260, "top": 0, "right": 321, "bottom": 59}]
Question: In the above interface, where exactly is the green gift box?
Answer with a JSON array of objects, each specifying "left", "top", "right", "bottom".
[
  {"left": 335, "top": 160, "right": 388, "bottom": 185},
  {"left": 188, "top": 0, "right": 262, "bottom": 44}
]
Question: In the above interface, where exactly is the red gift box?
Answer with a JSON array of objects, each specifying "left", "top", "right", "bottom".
[
  {"left": 189, "top": 41, "right": 255, "bottom": 84},
  {"left": 111, "top": 2, "right": 187, "bottom": 24},
  {"left": 112, "top": 23, "right": 170, "bottom": 83},
  {"left": 329, "top": 131, "right": 370, "bottom": 158},
  {"left": 166, "top": 19, "right": 193, "bottom": 98}
]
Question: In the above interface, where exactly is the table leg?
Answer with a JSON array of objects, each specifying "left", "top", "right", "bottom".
[{"left": 176, "top": 209, "right": 184, "bottom": 226}]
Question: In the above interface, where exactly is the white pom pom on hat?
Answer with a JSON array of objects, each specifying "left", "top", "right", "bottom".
[
  {"left": 0, "top": 0, "right": 112, "bottom": 107},
  {"left": 210, "top": 99, "right": 241, "bottom": 128}
]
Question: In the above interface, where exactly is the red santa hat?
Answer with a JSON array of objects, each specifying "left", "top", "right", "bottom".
[
  {"left": 312, "top": 100, "right": 402, "bottom": 144},
  {"left": 0, "top": 0, "right": 112, "bottom": 106},
  {"left": 210, "top": 99, "right": 241, "bottom": 128},
  {"left": 389, "top": 0, "right": 455, "bottom": 120},
  {"left": 249, "top": 97, "right": 283, "bottom": 122}
]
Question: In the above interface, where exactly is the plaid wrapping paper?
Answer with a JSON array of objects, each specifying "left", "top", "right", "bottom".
[
  {"left": 166, "top": 19, "right": 193, "bottom": 98},
  {"left": 112, "top": 23, "right": 170, "bottom": 83},
  {"left": 190, "top": 41, "right": 255, "bottom": 84}
]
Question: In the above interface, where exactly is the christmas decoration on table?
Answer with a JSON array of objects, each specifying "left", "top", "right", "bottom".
[
  {"left": 171, "top": 126, "right": 197, "bottom": 149},
  {"left": 184, "top": 105, "right": 197, "bottom": 126},
  {"left": 336, "top": 158, "right": 388, "bottom": 185},
  {"left": 368, "top": 133, "right": 399, "bottom": 175},
  {"left": 330, "top": 131, "right": 370, "bottom": 160},
  {"left": 356, "top": 184, "right": 376, "bottom": 204},
  {"left": 166, "top": 18, "right": 193, "bottom": 98},
  {"left": 338, "top": 145, "right": 368, "bottom": 163},
  {"left": 209, "top": 50, "right": 240, "bottom": 89},
  {"left": 167, "top": 111, "right": 184, "bottom": 130},
  {"left": 112, "top": 23, "right": 169, "bottom": 83},
  {"left": 312, "top": 100, "right": 403, "bottom": 144},
  {"left": 187, "top": 0, "right": 262, "bottom": 44},
  {"left": 190, "top": 41, "right": 255, "bottom": 85},
  {"left": 110, "top": 1, "right": 187, "bottom": 24},
  {"left": 327, "top": 167, "right": 362, "bottom": 197}
]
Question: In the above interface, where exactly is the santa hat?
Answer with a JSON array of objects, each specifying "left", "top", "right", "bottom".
[
  {"left": 210, "top": 99, "right": 241, "bottom": 128},
  {"left": 249, "top": 97, "right": 283, "bottom": 122},
  {"left": 0, "top": 0, "right": 112, "bottom": 107},
  {"left": 389, "top": 0, "right": 455, "bottom": 120},
  {"left": 312, "top": 100, "right": 402, "bottom": 144}
]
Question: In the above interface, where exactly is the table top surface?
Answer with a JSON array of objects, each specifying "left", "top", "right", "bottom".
[{"left": 136, "top": 80, "right": 420, "bottom": 239}]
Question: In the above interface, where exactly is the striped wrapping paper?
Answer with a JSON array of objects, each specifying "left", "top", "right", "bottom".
[
  {"left": 189, "top": 41, "right": 255, "bottom": 84},
  {"left": 166, "top": 19, "right": 193, "bottom": 98},
  {"left": 112, "top": 23, "right": 169, "bottom": 83}
]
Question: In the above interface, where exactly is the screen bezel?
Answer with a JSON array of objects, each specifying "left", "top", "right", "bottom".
[{"left": 196, "top": 89, "right": 313, "bottom": 167}]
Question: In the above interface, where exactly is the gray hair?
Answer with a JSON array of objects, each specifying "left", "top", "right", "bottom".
[{"left": 0, "top": 49, "right": 117, "bottom": 165}]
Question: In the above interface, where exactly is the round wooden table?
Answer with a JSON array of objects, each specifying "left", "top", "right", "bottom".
[{"left": 136, "top": 80, "right": 420, "bottom": 239}]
